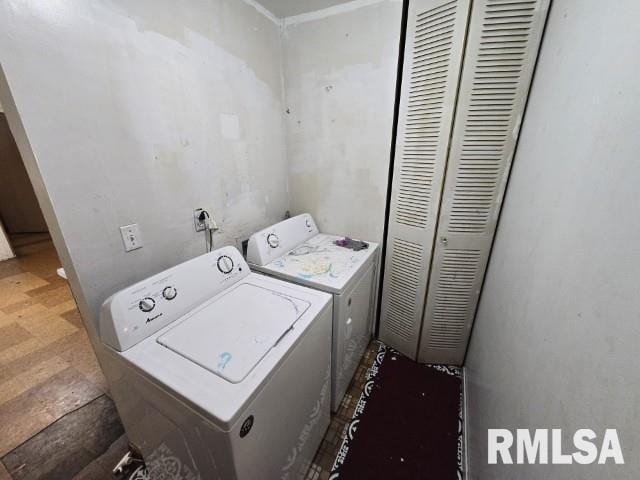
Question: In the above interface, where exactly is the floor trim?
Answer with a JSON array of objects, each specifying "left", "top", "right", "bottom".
[{"left": 463, "top": 367, "right": 471, "bottom": 479}]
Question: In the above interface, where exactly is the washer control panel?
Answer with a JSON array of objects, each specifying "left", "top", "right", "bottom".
[
  {"left": 217, "top": 255, "right": 234, "bottom": 274},
  {"left": 100, "top": 246, "right": 250, "bottom": 352},
  {"left": 162, "top": 286, "right": 178, "bottom": 300},
  {"left": 266, "top": 233, "right": 280, "bottom": 248},
  {"left": 246, "top": 213, "right": 319, "bottom": 266},
  {"left": 139, "top": 297, "right": 156, "bottom": 312}
]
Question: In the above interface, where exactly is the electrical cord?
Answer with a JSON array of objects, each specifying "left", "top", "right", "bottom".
[{"left": 198, "top": 210, "right": 215, "bottom": 252}]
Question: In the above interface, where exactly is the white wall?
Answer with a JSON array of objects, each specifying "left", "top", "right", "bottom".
[
  {"left": 0, "top": 39, "right": 17, "bottom": 261},
  {"left": 0, "top": 221, "right": 13, "bottom": 261},
  {"left": 257, "top": 0, "right": 356, "bottom": 18},
  {"left": 465, "top": 1, "right": 640, "bottom": 478},
  {"left": 282, "top": 0, "right": 402, "bottom": 243},
  {"left": 0, "top": 91, "right": 14, "bottom": 260},
  {"left": 0, "top": 0, "right": 288, "bottom": 343}
]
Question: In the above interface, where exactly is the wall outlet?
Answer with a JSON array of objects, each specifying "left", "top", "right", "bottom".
[
  {"left": 194, "top": 207, "right": 218, "bottom": 232},
  {"left": 193, "top": 208, "right": 206, "bottom": 232},
  {"left": 120, "top": 224, "right": 143, "bottom": 252}
]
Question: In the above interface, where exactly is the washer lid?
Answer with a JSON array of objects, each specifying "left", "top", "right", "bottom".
[
  {"left": 259, "top": 234, "right": 379, "bottom": 294},
  {"left": 157, "top": 283, "right": 310, "bottom": 383}
]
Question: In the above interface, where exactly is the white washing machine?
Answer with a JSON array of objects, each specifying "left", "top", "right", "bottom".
[
  {"left": 99, "top": 246, "right": 332, "bottom": 480},
  {"left": 247, "top": 214, "right": 378, "bottom": 411}
]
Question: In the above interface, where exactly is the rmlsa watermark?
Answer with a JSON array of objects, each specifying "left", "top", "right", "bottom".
[{"left": 488, "top": 429, "right": 624, "bottom": 465}]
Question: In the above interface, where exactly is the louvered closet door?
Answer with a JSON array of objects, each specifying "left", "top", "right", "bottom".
[
  {"left": 380, "top": 0, "right": 470, "bottom": 358},
  {"left": 418, "top": 0, "right": 550, "bottom": 364}
]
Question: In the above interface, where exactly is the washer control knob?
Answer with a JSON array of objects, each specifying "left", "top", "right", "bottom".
[
  {"left": 305, "top": 218, "right": 311, "bottom": 228},
  {"left": 217, "top": 255, "right": 234, "bottom": 274},
  {"left": 267, "top": 233, "right": 280, "bottom": 248},
  {"left": 162, "top": 286, "right": 177, "bottom": 300},
  {"left": 139, "top": 297, "right": 155, "bottom": 312}
]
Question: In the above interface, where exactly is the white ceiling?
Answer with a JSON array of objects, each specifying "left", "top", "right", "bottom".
[{"left": 255, "top": 0, "right": 355, "bottom": 18}]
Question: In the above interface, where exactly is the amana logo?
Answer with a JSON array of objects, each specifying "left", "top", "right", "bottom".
[
  {"left": 145, "top": 313, "right": 163, "bottom": 324},
  {"left": 488, "top": 429, "right": 624, "bottom": 465}
]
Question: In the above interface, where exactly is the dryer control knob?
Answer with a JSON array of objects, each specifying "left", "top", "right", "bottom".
[
  {"left": 139, "top": 297, "right": 155, "bottom": 312},
  {"left": 217, "top": 255, "right": 234, "bottom": 274},
  {"left": 162, "top": 286, "right": 177, "bottom": 300},
  {"left": 267, "top": 233, "right": 280, "bottom": 248}
]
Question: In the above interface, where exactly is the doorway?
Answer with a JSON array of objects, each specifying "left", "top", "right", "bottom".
[
  {"left": 0, "top": 106, "right": 49, "bottom": 257},
  {"left": 0, "top": 96, "right": 111, "bottom": 474}
]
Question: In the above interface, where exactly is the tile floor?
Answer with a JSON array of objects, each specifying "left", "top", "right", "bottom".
[{"left": 306, "top": 343, "right": 380, "bottom": 480}]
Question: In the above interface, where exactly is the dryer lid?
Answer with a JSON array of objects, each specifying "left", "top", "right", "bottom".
[
  {"left": 157, "top": 283, "right": 310, "bottom": 383},
  {"left": 258, "top": 234, "right": 378, "bottom": 294}
]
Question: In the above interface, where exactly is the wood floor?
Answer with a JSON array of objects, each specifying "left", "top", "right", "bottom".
[{"left": 0, "top": 234, "right": 108, "bottom": 479}]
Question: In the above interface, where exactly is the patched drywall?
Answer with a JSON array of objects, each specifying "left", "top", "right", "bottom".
[
  {"left": 282, "top": 0, "right": 402, "bottom": 243},
  {"left": 0, "top": 0, "right": 288, "bottom": 345},
  {"left": 465, "top": 1, "right": 640, "bottom": 478}
]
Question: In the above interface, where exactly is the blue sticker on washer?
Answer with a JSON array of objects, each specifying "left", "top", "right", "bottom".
[{"left": 217, "top": 352, "right": 232, "bottom": 370}]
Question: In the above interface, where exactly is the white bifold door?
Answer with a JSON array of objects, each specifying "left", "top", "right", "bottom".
[{"left": 380, "top": 0, "right": 550, "bottom": 364}]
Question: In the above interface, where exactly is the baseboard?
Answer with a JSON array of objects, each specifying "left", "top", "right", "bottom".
[{"left": 463, "top": 367, "right": 471, "bottom": 479}]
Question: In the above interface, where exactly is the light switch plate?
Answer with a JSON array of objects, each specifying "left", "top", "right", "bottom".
[{"left": 120, "top": 224, "right": 143, "bottom": 252}]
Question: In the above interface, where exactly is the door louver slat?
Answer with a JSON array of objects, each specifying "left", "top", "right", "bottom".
[
  {"left": 418, "top": 0, "right": 549, "bottom": 364},
  {"left": 427, "top": 249, "right": 481, "bottom": 349},
  {"left": 384, "top": 239, "right": 424, "bottom": 340},
  {"left": 396, "top": 0, "right": 461, "bottom": 230},
  {"left": 380, "top": 0, "right": 470, "bottom": 357}
]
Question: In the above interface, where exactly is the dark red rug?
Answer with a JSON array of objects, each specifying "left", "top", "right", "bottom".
[{"left": 330, "top": 343, "right": 463, "bottom": 479}]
